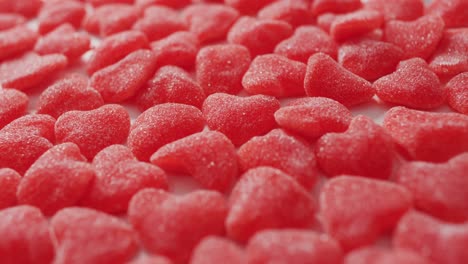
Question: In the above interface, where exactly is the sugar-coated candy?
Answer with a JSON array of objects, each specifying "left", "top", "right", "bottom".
[
  {"left": 258, "top": 0, "right": 313, "bottom": 28},
  {"left": 446, "top": 72, "right": 468, "bottom": 114},
  {"left": 384, "top": 15, "right": 445, "bottom": 60},
  {"left": 226, "top": 167, "right": 316, "bottom": 242},
  {"left": 374, "top": 58, "right": 444, "bottom": 109},
  {"left": 396, "top": 153, "right": 468, "bottom": 222},
  {"left": 132, "top": 6, "right": 187, "bottom": 42},
  {"left": 203, "top": 93, "right": 280, "bottom": 146},
  {"left": 196, "top": 44, "right": 251, "bottom": 95},
  {"left": 128, "top": 189, "right": 228, "bottom": 263},
  {"left": 364, "top": 0, "right": 424, "bottom": 21},
  {"left": 136, "top": 66, "right": 205, "bottom": 111},
  {"left": 90, "top": 50, "right": 157, "bottom": 102},
  {"left": 316, "top": 116, "right": 395, "bottom": 179},
  {"left": 427, "top": 0, "right": 468, "bottom": 28},
  {"left": 37, "top": 74, "right": 103, "bottom": 119},
  {"left": 37, "top": 0, "right": 86, "bottom": 34},
  {"left": 394, "top": 210, "right": 468, "bottom": 264},
  {"left": 17, "top": 143, "right": 95, "bottom": 215},
  {"left": 0, "top": 205, "right": 54, "bottom": 264},
  {"left": 0, "top": 13, "right": 25, "bottom": 30},
  {"left": 83, "top": 4, "right": 138, "bottom": 37},
  {"left": 128, "top": 103, "right": 205, "bottom": 161},
  {"left": 247, "top": 229, "right": 344, "bottom": 264},
  {"left": 321, "top": 176, "right": 412, "bottom": 250},
  {"left": 227, "top": 16, "right": 293, "bottom": 57},
  {"left": 151, "top": 32, "right": 200, "bottom": 70},
  {"left": 182, "top": 4, "right": 239, "bottom": 44},
  {"left": 331, "top": 10, "right": 384, "bottom": 42},
  {"left": 86, "top": 30, "right": 149, "bottom": 74},
  {"left": 238, "top": 129, "right": 317, "bottom": 189},
  {"left": 242, "top": 54, "right": 306, "bottom": 97},
  {"left": 0, "top": 53, "right": 68, "bottom": 91},
  {"left": 0, "top": 25, "right": 38, "bottom": 61},
  {"left": 0, "top": 168, "right": 20, "bottom": 210},
  {"left": 429, "top": 29, "right": 468, "bottom": 78},
  {"left": 136, "top": 0, "right": 191, "bottom": 10},
  {"left": 86, "top": 0, "right": 134, "bottom": 6},
  {"left": 0, "top": 0, "right": 42, "bottom": 17},
  {"left": 1, "top": 114, "right": 56, "bottom": 142},
  {"left": 80, "top": 145, "right": 168, "bottom": 214},
  {"left": 34, "top": 24, "right": 90, "bottom": 60},
  {"left": 305, "top": 53, "right": 374, "bottom": 106},
  {"left": 383, "top": 107, "right": 468, "bottom": 162},
  {"left": 224, "top": 0, "right": 275, "bottom": 14},
  {"left": 151, "top": 131, "right": 238, "bottom": 192},
  {"left": 338, "top": 39, "right": 404, "bottom": 81},
  {"left": 275, "top": 26, "right": 338, "bottom": 63},
  {"left": 344, "top": 246, "right": 430, "bottom": 264},
  {"left": 129, "top": 255, "right": 173, "bottom": 264},
  {"left": 312, "top": 0, "right": 362, "bottom": 15},
  {"left": 190, "top": 236, "right": 246, "bottom": 264},
  {"left": 51, "top": 207, "right": 138, "bottom": 264},
  {"left": 0, "top": 89, "right": 28, "bottom": 129},
  {"left": 317, "top": 13, "right": 337, "bottom": 33},
  {"left": 274, "top": 97, "right": 352, "bottom": 139},
  {"left": 55, "top": 104, "right": 130, "bottom": 159}
]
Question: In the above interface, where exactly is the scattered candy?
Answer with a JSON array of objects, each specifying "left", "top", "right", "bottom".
[
  {"left": 132, "top": 6, "right": 187, "bottom": 42},
  {"left": 0, "top": 13, "right": 25, "bottom": 31},
  {"left": 344, "top": 246, "right": 430, "bottom": 264},
  {"left": 258, "top": 0, "right": 313, "bottom": 28},
  {"left": 427, "top": 0, "right": 468, "bottom": 28},
  {"left": 0, "top": 88, "right": 28, "bottom": 129},
  {"left": 0, "top": 168, "right": 20, "bottom": 210},
  {"left": 37, "top": 0, "right": 86, "bottom": 34},
  {"left": 330, "top": 10, "right": 384, "bottom": 42},
  {"left": 224, "top": 0, "right": 274, "bottom": 15},
  {"left": 429, "top": 28, "right": 468, "bottom": 79},
  {"left": 364, "top": 0, "right": 424, "bottom": 21},
  {"left": 311, "top": 0, "right": 362, "bottom": 15},
  {"left": 0, "top": 25, "right": 38, "bottom": 61},
  {"left": 0, "top": 0, "right": 42, "bottom": 17},
  {"left": 151, "top": 31, "right": 200, "bottom": 70},
  {"left": 136, "top": 0, "right": 191, "bottom": 10},
  {"left": 190, "top": 236, "right": 246, "bottom": 264},
  {"left": 446, "top": 72, "right": 468, "bottom": 114},
  {"left": 83, "top": 4, "right": 138, "bottom": 37}
]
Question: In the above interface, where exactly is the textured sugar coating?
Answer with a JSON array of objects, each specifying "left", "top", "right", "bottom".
[
  {"left": 128, "top": 189, "right": 228, "bottom": 264},
  {"left": 37, "top": 0, "right": 86, "bottom": 34},
  {"left": 136, "top": 66, "right": 205, "bottom": 111},
  {"left": 274, "top": 97, "right": 352, "bottom": 139},
  {"left": 87, "top": 0, "right": 134, "bottom": 6},
  {"left": 316, "top": 115, "right": 395, "bottom": 179},
  {"left": 0, "top": 205, "right": 54, "bottom": 264},
  {"left": 227, "top": 16, "right": 293, "bottom": 57},
  {"left": 0, "top": 0, "right": 42, "bottom": 17},
  {"left": 34, "top": 24, "right": 91, "bottom": 60},
  {"left": 136, "top": 0, "right": 191, "bottom": 10},
  {"left": 224, "top": 0, "right": 275, "bottom": 14},
  {"left": 331, "top": 10, "right": 384, "bottom": 42},
  {"left": 396, "top": 153, "right": 468, "bottom": 222},
  {"left": 344, "top": 247, "right": 430, "bottom": 264},
  {"left": 427, "top": 0, "right": 468, "bottom": 28},
  {"left": 128, "top": 103, "right": 205, "bottom": 161},
  {"left": 305, "top": 53, "right": 374, "bottom": 106},
  {"left": 384, "top": 15, "right": 445, "bottom": 60},
  {"left": 274, "top": 26, "right": 338, "bottom": 63},
  {"left": 394, "top": 210, "right": 468, "bottom": 264},
  {"left": 238, "top": 129, "right": 317, "bottom": 189},
  {"left": 90, "top": 49, "right": 157, "bottom": 103},
  {"left": 128, "top": 255, "right": 173, "bottom": 264},
  {"left": 80, "top": 145, "right": 168, "bottom": 214},
  {"left": 0, "top": 53, "right": 68, "bottom": 91},
  {"left": 247, "top": 229, "right": 344, "bottom": 264},
  {"left": 429, "top": 29, "right": 468, "bottom": 78},
  {"left": 446, "top": 72, "right": 468, "bottom": 114},
  {"left": 258, "top": 0, "right": 313, "bottom": 28},
  {"left": 317, "top": 13, "right": 337, "bottom": 33},
  {"left": 17, "top": 143, "right": 95, "bottom": 215},
  {"left": 190, "top": 236, "right": 246, "bottom": 264},
  {"left": 312, "top": 0, "right": 362, "bottom": 15},
  {"left": 364, "top": 0, "right": 424, "bottom": 21},
  {"left": 338, "top": 39, "right": 404, "bottom": 81},
  {"left": 51, "top": 207, "right": 138, "bottom": 264},
  {"left": 242, "top": 54, "right": 306, "bottom": 97},
  {"left": 83, "top": 4, "right": 138, "bottom": 37},
  {"left": 196, "top": 44, "right": 251, "bottom": 95},
  {"left": 0, "top": 89, "right": 28, "bottom": 129},
  {"left": 86, "top": 30, "right": 149, "bottom": 74},
  {"left": 320, "top": 176, "right": 412, "bottom": 251},
  {"left": 1, "top": 114, "right": 56, "bottom": 143},
  {"left": 182, "top": 4, "right": 239, "bottom": 44},
  {"left": 383, "top": 106, "right": 468, "bottom": 162},
  {"left": 151, "top": 131, "right": 238, "bottom": 192},
  {"left": 374, "top": 58, "right": 444, "bottom": 109},
  {"left": 0, "top": 25, "right": 38, "bottom": 61},
  {"left": 0, "top": 13, "right": 25, "bottom": 31},
  {"left": 0, "top": 168, "right": 20, "bottom": 210},
  {"left": 37, "top": 74, "right": 103, "bottom": 119},
  {"left": 55, "top": 104, "right": 130, "bottom": 159},
  {"left": 202, "top": 93, "right": 280, "bottom": 146},
  {"left": 151, "top": 31, "right": 200, "bottom": 70},
  {"left": 133, "top": 6, "right": 187, "bottom": 42},
  {"left": 226, "top": 167, "right": 316, "bottom": 242}
]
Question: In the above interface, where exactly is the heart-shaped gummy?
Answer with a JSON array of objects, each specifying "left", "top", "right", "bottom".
[
  {"left": 191, "top": 236, "right": 246, "bottom": 264},
  {"left": 0, "top": 88, "right": 28, "bottom": 129},
  {"left": 344, "top": 246, "right": 430, "bottom": 264},
  {"left": 0, "top": 168, "right": 20, "bottom": 210}
]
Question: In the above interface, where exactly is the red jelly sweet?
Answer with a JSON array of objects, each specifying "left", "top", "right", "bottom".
[
  {"left": 132, "top": 6, "right": 187, "bottom": 42},
  {"left": 364, "top": 0, "right": 424, "bottom": 21},
  {"left": 37, "top": 0, "right": 86, "bottom": 34},
  {"left": 0, "top": 168, "right": 21, "bottom": 210},
  {"left": 224, "top": 0, "right": 275, "bottom": 14},
  {"left": 330, "top": 10, "right": 384, "bottom": 42},
  {"left": 427, "top": 0, "right": 468, "bottom": 28},
  {"left": 312, "top": 0, "right": 362, "bottom": 15},
  {"left": 135, "top": 0, "right": 191, "bottom": 10},
  {"left": 429, "top": 28, "right": 468, "bottom": 79},
  {"left": 0, "top": 14, "right": 25, "bottom": 31},
  {"left": 34, "top": 24, "right": 90, "bottom": 60},
  {"left": 344, "top": 246, "right": 430, "bottom": 264},
  {"left": 83, "top": 4, "right": 138, "bottom": 37},
  {"left": 446, "top": 72, "right": 468, "bottom": 114},
  {"left": 191, "top": 236, "right": 246, "bottom": 264},
  {"left": 151, "top": 31, "right": 200, "bottom": 70},
  {"left": 1, "top": 114, "right": 55, "bottom": 142},
  {"left": 258, "top": 0, "right": 313, "bottom": 28},
  {"left": 0, "top": 0, "right": 42, "bottom": 17},
  {"left": 0, "top": 89, "right": 28, "bottom": 129},
  {"left": 0, "top": 25, "right": 38, "bottom": 61}
]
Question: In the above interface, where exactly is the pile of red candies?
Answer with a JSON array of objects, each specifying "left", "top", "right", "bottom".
[{"left": 0, "top": 0, "right": 467, "bottom": 263}]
